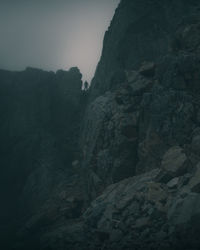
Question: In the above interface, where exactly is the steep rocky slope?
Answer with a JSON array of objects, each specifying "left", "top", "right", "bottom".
[
  {"left": 2, "top": 0, "right": 200, "bottom": 249},
  {"left": 90, "top": 0, "right": 200, "bottom": 99},
  {"left": 76, "top": 0, "right": 200, "bottom": 249},
  {"left": 81, "top": 0, "right": 200, "bottom": 201}
]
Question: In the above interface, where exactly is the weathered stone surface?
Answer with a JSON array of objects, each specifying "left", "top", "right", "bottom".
[
  {"left": 161, "top": 146, "right": 188, "bottom": 177},
  {"left": 89, "top": 0, "right": 200, "bottom": 100},
  {"left": 188, "top": 162, "right": 200, "bottom": 193},
  {"left": 167, "top": 177, "right": 179, "bottom": 189},
  {"left": 76, "top": 168, "right": 200, "bottom": 249},
  {"left": 191, "top": 135, "right": 200, "bottom": 155},
  {"left": 80, "top": 89, "right": 140, "bottom": 199},
  {"left": 168, "top": 192, "right": 200, "bottom": 225},
  {"left": 139, "top": 61, "right": 155, "bottom": 77}
]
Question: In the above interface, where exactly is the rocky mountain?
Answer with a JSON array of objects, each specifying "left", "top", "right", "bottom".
[
  {"left": 1, "top": 0, "right": 200, "bottom": 249},
  {"left": 90, "top": 0, "right": 200, "bottom": 99}
]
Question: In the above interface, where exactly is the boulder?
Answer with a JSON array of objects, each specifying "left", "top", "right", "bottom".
[
  {"left": 167, "top": 177, "right": 179, "bottom": 189},
  {"left": 161, "top": 146, "right": 188, "bottom": 178},
  {"left": 139, "top": 61, "right": 156, "bottom": 77}
]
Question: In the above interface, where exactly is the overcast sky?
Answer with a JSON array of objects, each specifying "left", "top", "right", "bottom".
[{"left": 0, "top": 0, "right": 120, "bottom": 82}]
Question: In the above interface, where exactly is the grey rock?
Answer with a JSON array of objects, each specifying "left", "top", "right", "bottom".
[
  {"left": 191, "top": 135, "right": 200, "bottom": 155},
  {"left": 139, "top": 61, "right": 156, "bottom": 77},
  {"left": 168, "top": 192, "right": 200, "bottom": 225},
  {"left": 161, "top": 146, "right": 188, "bottom": 177},
  {"left": 188, "top": 162, "right": 200, "bottom": 193},
  {"left": 167, "top": 177, "right": 179, "bottom": 189}
]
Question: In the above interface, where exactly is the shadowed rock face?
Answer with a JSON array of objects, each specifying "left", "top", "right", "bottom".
[
  {"left": 77, "top": 0, "right": 200, "bottom": 249},
  {"left": 81, "top": 0, "right": 200, "bottom": 195},
  {"left": 90, "top": 0, "right": 200, "bottom": 100},
  {"left": 0, "top": 67, "right": 85, "bottom": 247},
  {"left": 2, "top": 0, "right": 200, "bottom": 249}
]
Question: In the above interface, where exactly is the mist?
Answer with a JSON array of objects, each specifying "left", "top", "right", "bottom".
[{"left": 0, "top": 0, "right": 120, "bottom": 82}]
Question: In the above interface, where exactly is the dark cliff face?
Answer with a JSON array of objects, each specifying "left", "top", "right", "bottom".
[
  {"left": 90, "top": 0, "right": 200, "bottom": 100},
  {"left": 0, "top": 67, "right": 84, "bottom": 247},
  {"left": 2, "top": 0, "right": 200, "bottom": 249},
  {"left": 81, "top": 0, "right": 200, "bottom": 200}
]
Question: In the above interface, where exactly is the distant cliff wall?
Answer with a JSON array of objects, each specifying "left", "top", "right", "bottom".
[{"left": 0, "top": 67, "right": 84, "bottom": 246}]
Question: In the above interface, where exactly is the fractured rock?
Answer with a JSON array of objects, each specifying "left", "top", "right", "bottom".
[
  {"left": 161, "top": 146, "right": 188, "bottom": 178},
  {"left": 139, "top": 61, "right": 156, "bottom": 77}
]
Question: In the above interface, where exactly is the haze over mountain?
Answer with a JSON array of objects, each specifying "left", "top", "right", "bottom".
[{"left": 0, "top": 0, "right": 119, "bottom": 82}]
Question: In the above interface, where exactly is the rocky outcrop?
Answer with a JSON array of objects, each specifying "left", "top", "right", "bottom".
[
  {"left": 82, "top": 0, "right": 200, "bottom": 197},
  {"left": 81, "top": 50, "right": 200, "bottom": 200},
  {"left": 81, "top": 85, "right": 139, "bottom": 200},
  {"left": 75, "top": 0, "right": 200, "bottom": 249},
  {"left": 39, "top": 160, "right": 200, "bottom": 249},
  {"left": 89, "top": 0, "right": 200, "bottom": 100},
  {"left": 81, "top": 166, "right": 200, "bottom": 250}
]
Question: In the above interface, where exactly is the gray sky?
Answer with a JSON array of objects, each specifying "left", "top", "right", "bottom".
[{"left": 0, "top": 0, "right": 120, "bottom": 82}]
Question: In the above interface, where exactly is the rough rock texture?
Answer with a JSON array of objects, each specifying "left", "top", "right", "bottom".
[
  {"left": 36, "top": 164, "right": 200, "bottom": 250},
  {"left": 77, "top": 0, "right": 200, "bottom": 249},
  {"left": 81, "top": 167, "right": 200, "bottom": 250},
  {"left": 90, "top": 0, "right": 200, "bottom": 100},
  {"left": 2, "top": 0, "right": 200, "bottom": 249},
  {"left": 81, "top": 0, "right": 200, "bottom": 194}
]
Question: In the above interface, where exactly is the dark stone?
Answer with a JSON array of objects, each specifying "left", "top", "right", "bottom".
[{"left": 139, "top": 62, "right": 156, "bottom": 77}]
